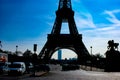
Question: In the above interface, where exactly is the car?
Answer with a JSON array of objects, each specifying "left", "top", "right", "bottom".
[
  {"left": 62, "top": 64, "right": 80, "bottom": 71},
  {"left": 25, "top": 62, "right": 33, "bottom": 73},
  {"left": 0, "top": 62, "right": 5, "bottom": 74},
  {"left": 35, "top": 64, "right": 50, "bottom": 72},
  {"left": 8, "top": 62, "right": 26, "bottom": 75},
  {"left": 2, "top": 62, "right": 11, "bottom": 74}
]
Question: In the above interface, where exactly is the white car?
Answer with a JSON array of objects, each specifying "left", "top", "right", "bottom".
[
  {"left": 8, "top": 62, "right": 26, "bottom": 75},
  {"left": 3, "top": 62, "right": 11, "bottom": 74}
]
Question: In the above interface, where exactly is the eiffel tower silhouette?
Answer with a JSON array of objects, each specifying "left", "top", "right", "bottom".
[{"left": 39, "top": 0, "right": 90, "bottom": 64}]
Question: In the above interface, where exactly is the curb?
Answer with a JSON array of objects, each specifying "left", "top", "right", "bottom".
[{"left": 30, "top": 72, "right": 48, "bottom": 77}]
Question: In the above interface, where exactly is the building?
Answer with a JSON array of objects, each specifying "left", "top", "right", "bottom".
[{"left": 58, "top": 49, "right": 62, "bottom": 60}]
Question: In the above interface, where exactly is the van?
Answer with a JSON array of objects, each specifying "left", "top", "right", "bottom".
[{"left": 8, "top": 62, "right": 26, "bottom": 75}]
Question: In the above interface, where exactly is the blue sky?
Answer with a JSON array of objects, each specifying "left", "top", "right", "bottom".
[{"left": 0, "top": 0, "right": 120, "bottom": 58}]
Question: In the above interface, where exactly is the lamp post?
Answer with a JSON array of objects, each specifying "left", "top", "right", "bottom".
[
  {"left": 33, "top": 44, "right": 37, "bottom": 54},
  {"left": 16, "top": 45, "right": 18, "bottom": 55},
  {"left": 90, "top": 46, "right": 92, "bottom": 71},
  {"left": 32, "top": 44, "right": 37, "bottom": 76},
  {"left": 90, "top": 46, "right": 92, "bottom": 55}
]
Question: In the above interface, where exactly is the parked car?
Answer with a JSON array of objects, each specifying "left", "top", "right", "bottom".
[
  {"left": 8, "top": 62, "right": 26, "bottom": 75},
  {"left": 35, "top": 64, "right": 50, "bottom": 72},
  {"left": 0, "top": 62, "right": 5, "bottom": 74},
  {"left": 62, "top": 64, "right": 80, "bottom": 71},
  {"left": 25, "top": 62, "right": 33, "bottom": 73},
  {"left": 3, "top": 62, "right": 11, "bottom": 74}
]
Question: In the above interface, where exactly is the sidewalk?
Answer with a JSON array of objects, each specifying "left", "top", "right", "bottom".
[{"left": 30, "top": 71, "right": 48, "bottom": 77}]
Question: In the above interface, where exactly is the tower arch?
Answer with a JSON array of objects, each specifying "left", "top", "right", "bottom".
[{"left": 51, "top": 48, "right": 78, "bottom": 60}]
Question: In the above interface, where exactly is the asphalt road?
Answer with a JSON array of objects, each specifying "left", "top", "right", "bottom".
[
  {"left": 1, "top": 64, "right": 120, "bottom": 80},
  {"left": 25, "top": 70, "right": 120, "bottom": 80}
]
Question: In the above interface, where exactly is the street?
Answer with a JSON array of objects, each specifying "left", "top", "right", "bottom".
[
  {"left": 1, "top": 70, "right": 120, "bottom": 80},
  {"left": 23, "top": 70, "right": 120, "bottom": 80},
  {"left": 1, "top": 64, "right": 120, "bottom": 80}
]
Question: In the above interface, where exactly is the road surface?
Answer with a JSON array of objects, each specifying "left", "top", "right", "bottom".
[
  {"left": 21, "top": 70, "right": 120, "bottom": 80},
  {"left": 1, "top": 64, "right": 120, "bottom": 80}
]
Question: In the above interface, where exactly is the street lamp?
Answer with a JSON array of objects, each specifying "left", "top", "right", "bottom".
[
  {"left": 90, "top": 46, "right": 92, "bottom": 71},
  {"left": 16, "top": 45, "right": 18, "bottom": 55},
  {"left": 33, "top": 44, "right": 37, "bottom": 54},
  {"left": 32, "top": 44, "right": 37, "bottom": 76},
  {"left": 90, "top": 46, "right": 92, "bottom": 55}
]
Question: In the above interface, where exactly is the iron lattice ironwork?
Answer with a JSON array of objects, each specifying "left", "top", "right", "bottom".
[{"left": 39, "top": 0, "right": 90, "bottom": 63}]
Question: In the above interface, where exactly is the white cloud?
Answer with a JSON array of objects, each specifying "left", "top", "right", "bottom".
[
  {"left": 77, "top": 9, "right": 120, "bottom": 38},
  {"left": 75, "top": 12, "right": 96, "bottom": 29},
  {"left": 83, "top": 36, "right": 120, "bottom": 55},
  {"left": 83, "top": 36, "right": 108, "bottom": 55},
  {"left": 74, "top": 9, "right": 120, "bottom": 55},
  {"left": 103, "top": 9, "right": 120, "bottom": 27},
  {"left": 96, "top": 26, "right": 115, "bottom": 31}
]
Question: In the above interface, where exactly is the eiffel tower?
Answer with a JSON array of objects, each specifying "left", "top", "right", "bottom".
[{"left": 39, "top": 0, "right": 90, "bottom": 64}]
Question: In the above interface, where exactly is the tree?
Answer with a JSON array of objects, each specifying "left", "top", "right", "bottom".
[{"left": 95, "top": 53, "right": 104, "bottom": 59}]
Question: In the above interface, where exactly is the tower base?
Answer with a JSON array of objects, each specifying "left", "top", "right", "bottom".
[{"left": 39, "top": 34, "right": 90, "bottom": 64}]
